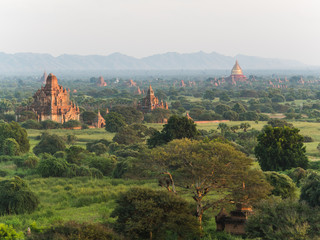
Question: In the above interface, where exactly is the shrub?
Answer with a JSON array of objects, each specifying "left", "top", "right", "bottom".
[
  {"left": 62, "top": 120, "right": 81, "bottom": 129},
  {"left": 0, "top": 223, "right": 24, "bottom": 240},
  {"left": 111, "top": 188, "right": 200, "bottom": 240},
  {"left": 300, "top": 170, "right": 320, "bottom": 207},
  {"left": 0, "top": 170, "right": 7, "bottom": 177},
  {"left": 0, "top": 176, "right": 39, "bottom": 215},
  {"left": 26, "top": 221, "right": 121, "bottom": 240},
  {"left": 89, "top": 168, "right": 103, "bottom": 179},
  {"left": 23, "top": 155, "right": 39, "bottom": 168},
  {"left": 40, "top": 120, "right": 62, "bottom": 129},
  {"left": 286, "top": 167, "right": 307, "bottom": 186},
  {"left": 21, "top": 120, "right": 41, "bottom": 129},
  {"left": 33, "top": 133, "right": 66, "bottom": 155},
  {"left": 88, "top": 156, "right": 117, "bottom": 176},
  {"left": 66, "top": 146, "right": 88, "bottom": 165},
  {"left": 303, "top": 135, "right": 314, "bottom": 142},
  {"left": 88, "top": 143, "right": 108, "bottom": 156},
  {"left": 37, "top": 155, "right": 68, "bottom": 177},
  {"left": 246, "top": 198, "right": 320, "bottom": 240},
  {"left": 3, "top": 138, "right": 20, "bottom": 156},
  {"left": 264, "top": 171, "right": 298, "bottom": 199},
  {"left": 0, "top": 121, "right": 30, "bottom": 155}
]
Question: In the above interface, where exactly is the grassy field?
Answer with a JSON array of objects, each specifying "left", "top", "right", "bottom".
[
  {"left": 0, "top": 176, "right": 159, "bottom": 231},
  {"left": 27, "top": 128, "right": 114, "bottom": 150}
]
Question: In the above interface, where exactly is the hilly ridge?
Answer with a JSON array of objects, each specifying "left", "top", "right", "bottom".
[{"left": 0, "top": 51, "right": 310, "bottom": 72}]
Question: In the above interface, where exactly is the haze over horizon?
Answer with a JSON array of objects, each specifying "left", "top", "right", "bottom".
[{"left": 1, "top": 0, "right": 319, "bottom": 65}]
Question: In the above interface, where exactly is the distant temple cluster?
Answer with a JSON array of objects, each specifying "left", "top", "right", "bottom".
[
  {"left": 25, "top": 72, "right": 172, "bottom": 127},
  {"left": 139, "top": 85, "right": 168, "bottom": 113},
  {"left": 30, "top": 73, "right": 80, "bottom": 123}
]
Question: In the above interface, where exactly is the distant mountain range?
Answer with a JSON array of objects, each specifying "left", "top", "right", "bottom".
[{"left": 0, "top": 51, "right": 312, "bottom": 72}]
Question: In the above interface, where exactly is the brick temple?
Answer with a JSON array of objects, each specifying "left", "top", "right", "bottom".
[
  {"left": 139, "top": 85, "right": 168, "bottom": 113},
  {"left": 30, "top": 73, "right": 80, "bottom": 123}
]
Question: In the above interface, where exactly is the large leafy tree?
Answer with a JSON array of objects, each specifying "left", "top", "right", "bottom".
[
  {"left": 148, "top": 139, "right": 271, "bottom": 227},
  {"left": 113, "top": 124, "right": 155, "bottom": 145},
  {"left": 255, "top": 125, "right": 308, "bottom": 171},
  {"left": 111, "top": 187, "right": 200, "bottom": 240},
  {"left": 0, "top": 121, "right": 30, "bottom": 155},
  {"left": 105, "top": 112, "right": 126, "bottom": 133},
  {"left": 147, "top": 115, "right": 198, "bottom": 147},
  {"left": 110, "top": 106, "right": 143, "bottom": 124}
]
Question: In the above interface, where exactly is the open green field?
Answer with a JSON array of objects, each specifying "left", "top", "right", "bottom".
[
  {"left": 0, "top": 176, "right": 159, "bottom": 231},
  {"left": 27, "top": 128, "right": 115, "bottom": 150}
]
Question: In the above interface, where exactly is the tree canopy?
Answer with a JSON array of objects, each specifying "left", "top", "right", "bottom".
[
  {"left": 33, "top": 133, "right": 66, "bottom": 155},
  {"left": 147, "top": 138, "right": 271, "bottom": 226},
  {"left": 105, "top": 112, "right": 126, "bottom": 133},
  {"left": 255, "top": 125, "right": 308, "bottom": 171},
  {"left": 147, "top": 115, "right": 198, "bottom": 147},
  {"left": 300, "top": 170, "right": 320, "bottom": 207},
  {"left": 0, "top": 121, "right": 30, "bottom": 155},
  {"left": 111, "top": 187, "right": 200, "bottom": 240}
]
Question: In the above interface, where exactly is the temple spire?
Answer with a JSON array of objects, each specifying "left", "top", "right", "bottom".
[{"left": 231, "top": 60, "right": 243, "bottom": 75}]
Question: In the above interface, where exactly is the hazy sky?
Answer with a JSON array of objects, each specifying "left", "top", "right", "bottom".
[{"left": 1, "top": 0, "right": 319, "bottom": 65}]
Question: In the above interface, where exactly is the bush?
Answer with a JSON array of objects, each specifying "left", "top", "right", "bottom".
[
  {"left": 40, "top": 120, "right": 62, "bottom": 129},
  {"left": 2, "top": 138, "right": 20, "bottom": 156},
  {"left": 62, "top": 120, "right": 82, "bottom": 129},
  {"left": 26, "top": 221, "right": 121, "bottom": 240},
  {"left": 0, "top": 170, "right": 7, "bottom": 177},
  {"left": 33, "top": 133, "right": 66, "bottom": 155},
  {"left": 286, "top": 167, "right": 307, "bottom": 186},
  {"left": 111, "top": 188, "right": 200, "bottom": 240},
  {"left": 303, "top": 135, "right": 314, "bottom": 142},
  {"left": 66, "top": 146, "right": 88, "bottom": 165},
  {"left": 21, "top": 120, "right": 42, "bottom": 129},
  {"left": 37, "top": 155, "right": 68, "bottom": 177},
  {"left": 300, "top": 170, "right": 320, "bottom": 207},
  {"left": 0, "top": 223, "right": 24, "bottom": 240},
  {"left": 0, "top": 176, "right": 39, "bottom": 215},
  {"left": 0, "top": 121, "right": 30, "bottom": 155},
  {"left": 88, "top": 156, "right": 117, "bottom": 176},
  {"left": 246, "top": 198, "right": 320, "bottom": 240},
  {"left": 264, "top": 171, "right": 298, "bottom": 199}
]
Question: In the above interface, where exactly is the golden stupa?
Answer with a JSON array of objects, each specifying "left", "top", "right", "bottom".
[
  {"left": 231, "top": 60, "right": 243, "bottom": 75},
  {"left": 225, "top": 60, "right": 247, "bottom": 85}
]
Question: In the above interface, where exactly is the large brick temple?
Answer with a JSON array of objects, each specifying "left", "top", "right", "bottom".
[{"left": 30, "top": 73, "right": 80, "bottom": 123}]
